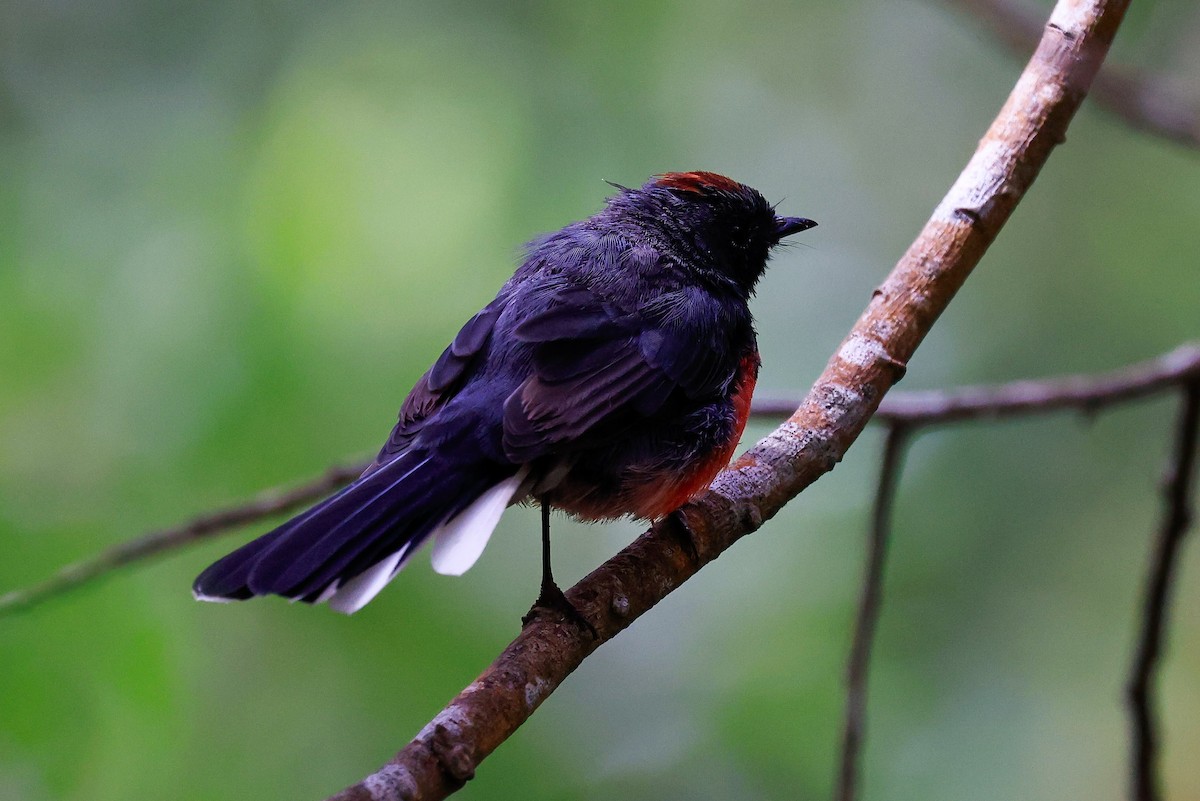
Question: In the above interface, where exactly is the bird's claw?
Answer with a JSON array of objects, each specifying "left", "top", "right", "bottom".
[
  {"left": 523, "top": 581, "right": 598, "bottom": 639},
  {"left": 667, "top": 508, "right": 701, "bottom": 564}
]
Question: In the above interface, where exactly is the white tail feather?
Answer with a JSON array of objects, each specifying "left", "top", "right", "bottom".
[
  {"left": 327, "top": 543, "right": 411, "bottom": 615},
  {"left": 192, "top": 589, "right": 237, "bottom": 603},
  {"left": 322, "top": 467, "right": 528, "bottom": 613},
  {"left": 314, "top": 580, "right": 341, "bottom": 604},
  {"left": 430, "top": 468, "right": 528, "bottom": 576}
]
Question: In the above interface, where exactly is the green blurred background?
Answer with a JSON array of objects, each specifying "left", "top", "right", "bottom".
[{"left": 2, "top": 0, "right": 1199, "bottom": 799}]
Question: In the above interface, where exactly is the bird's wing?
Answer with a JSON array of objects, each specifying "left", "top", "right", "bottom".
[
  {"left": 502, "top": 282, "right": 741, "bottom": 461},
  {"left": 369, "top": 292, "right": 510, "bottom": 467}
]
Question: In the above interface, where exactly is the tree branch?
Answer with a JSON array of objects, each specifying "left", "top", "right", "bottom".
[
  {"left": 323, "top": 3, "right": 1129, "bottom": 798},
  {"left": 754, "top": 343, "right": 1200, "bottom": 425},
  {"left": 0, "top": 463, "right": 363, "bottom": 615},
  {"left": 951, "top": 0, "right": 1200, "bottom": 149},
  {"left": 1126, "top": 382, "right": 1200, "bottom": 801},
  {"left": 834, "top": 424, "right": 909, "bottom": 801}
]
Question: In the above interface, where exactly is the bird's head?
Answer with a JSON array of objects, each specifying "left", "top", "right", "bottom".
[{"left": 605, "top": 171, "right": 815, "bottom": 295}]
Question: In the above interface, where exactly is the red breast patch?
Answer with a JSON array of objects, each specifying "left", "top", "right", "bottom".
[{"left": 624, "top": 351, "right": 761, "bottom": 520}]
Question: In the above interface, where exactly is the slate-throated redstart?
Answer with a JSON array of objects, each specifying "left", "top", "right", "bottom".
[{"left": 194, "top": 171, "right": 815, "bottom": 619}]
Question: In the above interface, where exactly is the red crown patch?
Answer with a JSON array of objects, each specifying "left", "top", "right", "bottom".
[{"left": 655, "top": 171, "right": 743, "bottom": 194}]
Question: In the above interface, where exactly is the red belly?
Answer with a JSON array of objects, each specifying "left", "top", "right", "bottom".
[{"left": 623, "top": 352, "right": 759, "bottom": 519}]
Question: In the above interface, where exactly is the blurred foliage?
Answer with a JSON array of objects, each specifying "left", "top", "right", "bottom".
[{"left": 1, "top": 0, "right": 1199, "bottom": 799}]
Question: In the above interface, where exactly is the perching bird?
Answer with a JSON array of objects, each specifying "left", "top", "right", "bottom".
[{"left": 194, "top": 171, "right": 815, "bottom": 619}]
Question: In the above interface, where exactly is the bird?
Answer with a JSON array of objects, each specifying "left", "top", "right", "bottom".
[{"left": 193, "top": 171, "right": 816, "bottom": 621}]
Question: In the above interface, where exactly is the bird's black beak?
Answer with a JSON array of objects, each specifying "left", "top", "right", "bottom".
[{"left": 774, "top": 216, "right": 817, "bottom": 241}]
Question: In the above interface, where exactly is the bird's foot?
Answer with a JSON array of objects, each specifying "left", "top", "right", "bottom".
[
  {"left": 522, "top": 580, "right": 598, "bottom": 639},
  {"left": 667, "top": 508, "right": 701, "bottom": 564}
]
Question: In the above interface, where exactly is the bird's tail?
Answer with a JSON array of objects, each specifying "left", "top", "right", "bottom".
[{"left": 192, "top": 450, "right": 526, "bottom": 614}]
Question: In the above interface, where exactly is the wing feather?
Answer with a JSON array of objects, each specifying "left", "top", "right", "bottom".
[
  {"left": 372, "top": 294, "right": 509, "bottom": 464},
  {"left": 502, "top": 282, "right": 741, "bottom": 462}
]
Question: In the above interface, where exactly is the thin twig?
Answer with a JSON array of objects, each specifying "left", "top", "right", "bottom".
[
  {"left": 950, "top": 0, "right": 1200, "bottom": 149},
  {"left": 834, "top": 424, "right": 909, "bottom": 801},
  {"left": 0, "top": 463, "right": 364, "bottom": 616},
  {"left": 1126, "top": 382, "right": 1200, "bottom": 801},
  {"left": 754, "top": 344, "right": 1200, "bottom": 425},
  {"left": 5, "top": 344, "right": 1193, "bottom": 619}
]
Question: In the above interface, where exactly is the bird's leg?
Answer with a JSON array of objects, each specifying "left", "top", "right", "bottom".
[
  {"left": 522, "top": 501, "right": 597, "bottom": 638},
  {"left": 538, "top": 500, "right": 556, "bottom": 601}
]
